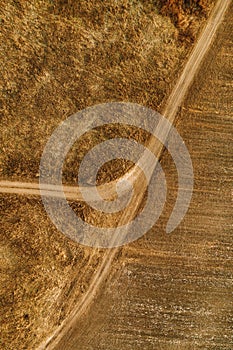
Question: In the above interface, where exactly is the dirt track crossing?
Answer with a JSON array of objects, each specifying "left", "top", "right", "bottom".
[
  {"left": 27, "top": 0, "right": 232, "bottom": 348},
  {"left": 0, "top": 0, "right": 230, "bottom": 202},
  {"left": 1, "top": 2, "right": 231, "bottom": 349}
]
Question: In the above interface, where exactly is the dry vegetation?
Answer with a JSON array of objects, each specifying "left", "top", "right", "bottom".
[
  {"left": 0, "top": 0, "right": 213, "bottom": 181},
  {"left": 0, "top": 1, "right": 216, "bottom": 349},
  {"left": 160, "top": 0, "right": 213, "bottom": 35},
  {"left": 0, "top": 194, "right": 105, "bottom": 349}
]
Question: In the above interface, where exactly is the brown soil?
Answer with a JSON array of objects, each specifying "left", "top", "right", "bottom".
[{"left": 0, "top": 1, "right": 219, "bottom": 349}]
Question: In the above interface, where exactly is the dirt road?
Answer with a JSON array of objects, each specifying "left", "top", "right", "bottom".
[
  {"left": 32, "top": 0, "right": 232, "bottom": 349},
  {"left": 46, "top": 1, "right": 233, "bottom": 348}
]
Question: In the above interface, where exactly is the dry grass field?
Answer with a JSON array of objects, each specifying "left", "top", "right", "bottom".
[
  {"left": 1, "top": 0, "right": 211, "bottom": 182},
  {"left": 1, "top": 1, "right": 232, "bottom": 350}
]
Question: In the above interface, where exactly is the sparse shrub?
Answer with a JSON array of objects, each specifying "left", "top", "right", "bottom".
[{"left": 159, "top": 0, "right": 214, "bottom": 42}]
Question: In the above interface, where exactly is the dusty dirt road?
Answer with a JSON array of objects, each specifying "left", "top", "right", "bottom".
[{"left": 32, "top": 0, "right": 232, "bottom": 349}]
